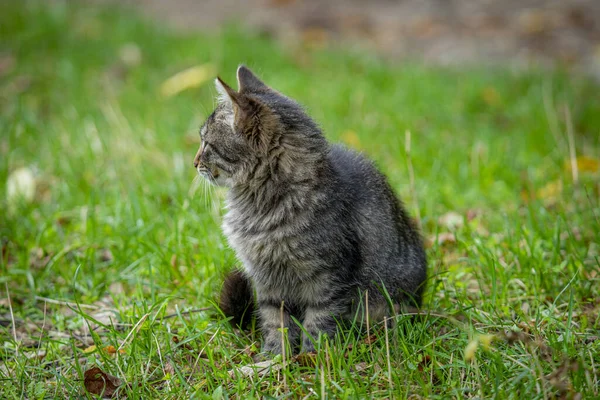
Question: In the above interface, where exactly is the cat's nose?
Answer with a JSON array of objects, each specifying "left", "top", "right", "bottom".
[{"left": 193, "top": 147, "right": 202, "bottom": 168}]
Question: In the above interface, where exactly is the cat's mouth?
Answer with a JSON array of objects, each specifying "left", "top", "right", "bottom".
[{"left": 197, "top": 165, "right": 219, "bottom": 183}]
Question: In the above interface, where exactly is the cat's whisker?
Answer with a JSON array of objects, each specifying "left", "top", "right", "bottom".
[
  {"left": 188, "top": 174, "right": 202, "bottom": 198},
  {"left": 202, "top": 178, "right": 209, "bottom": 209},
  {"left": 210, "top": 185, "right": 221, "bottom": 220}
]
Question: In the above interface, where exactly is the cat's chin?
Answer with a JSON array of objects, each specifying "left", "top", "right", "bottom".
[{"left": 199, "top": 173, "right": 230, "bottom": 188}]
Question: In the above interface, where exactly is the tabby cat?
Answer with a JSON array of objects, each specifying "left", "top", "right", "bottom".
[{"left": 193, "top": 66, "right": 427, "bottom": 354}]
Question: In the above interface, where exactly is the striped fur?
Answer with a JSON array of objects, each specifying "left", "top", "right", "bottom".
[{"left": 194, "top": 66, "right": 427, "bottom": 354}]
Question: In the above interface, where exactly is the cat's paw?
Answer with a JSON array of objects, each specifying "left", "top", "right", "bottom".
[
  {"left": 301, "top": 335, "right": 317, "bottom": 353},
  {"left": 260, "top": 340, "right": 283, "bottom": 356}
]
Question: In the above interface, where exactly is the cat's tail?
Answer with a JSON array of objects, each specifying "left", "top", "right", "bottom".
[{"left": 219, "top": 269, "right": 255, "bottom": 329}]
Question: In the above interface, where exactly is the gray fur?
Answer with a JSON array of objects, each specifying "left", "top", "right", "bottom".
[{"left": 194, "top": 66, "right": 427, "bottom": 354}]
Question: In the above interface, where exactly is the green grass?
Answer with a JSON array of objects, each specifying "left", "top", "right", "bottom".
[{"left": 1, "top": 1, "right": 599, "bottom": 398}]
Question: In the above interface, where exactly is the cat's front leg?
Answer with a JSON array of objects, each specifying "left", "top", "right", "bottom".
[
  {"left": 301, "top": 306, "right": 338, "bottom": 353},
  {"left": 257, "top": 299, "right": 300, "bottom": 355}
]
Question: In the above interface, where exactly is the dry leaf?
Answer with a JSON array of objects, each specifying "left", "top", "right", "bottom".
[
  {"left": 104, "top": 345, "right": 126, "bottom": 355},
  {"left": 438, "top": 211, "right": 463, "bottom": 230},
  {"left": 109, "top": 282, "right": 125, "bottom": 294},
  {"left": 99, "top": 248, "right": 114, "bottom": 263},
  {"left": 354, "top": 362, "right": 369, "bottom": 372},
  {"left": 83, "top": 345, "right": 97, "bottom": 354},
  {"left": 163, "top": 361, "right": 175, "bottom": 377},
  {"left": 429, "top": 232, "right": 456, "bottom": 247},
  {"left": 119, "top": 43, "right": 142, "bottom": 68},
  {"left": 464, "top": 339, "right": 479, "bottom": 361},
  {"left": 478, "top": 334, "right": 496, "bottom": 350},
  {"left": 160, "top": 64, "right": 216, "bottom": 98},
  {"left": 6, "top": 167, "right": 36, "bottom": 209},
  {"left": 466, "top": 209, "right": 481, "bottom": 222},
  {"left": 294, "top": 351, "right": 317, "bottom": 367},
  {"left": 417, "top": 354, "right": 432, "bottom": 372},
  {"left": 481, "top": 87, "right": 500, "bottom": 106},
  {"left": 564, "top": 156, "right": 600, "bottom": 174},
  {"left": 363, "top": 334, "right": 378, "bottom": 344},
  {"left": 83, "top": 367, "right": 121, "bottom": 398},
  {"left": 537, "top": 180, "right": 562, "bottom": 202},
  {"left": 229, "top": 359, "right": 282, "bottom": 378},
  {"left": 29, "top": 247, "right": 52, "bottom": 270}
]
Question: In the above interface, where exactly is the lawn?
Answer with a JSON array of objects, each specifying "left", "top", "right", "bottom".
[{"left": 1, "top": 1, "right": 599, "bottom": 398}]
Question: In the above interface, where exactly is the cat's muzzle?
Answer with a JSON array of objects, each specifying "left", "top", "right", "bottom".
[{"left": 197, "top": 165, "right": 219, "bottom": 184}]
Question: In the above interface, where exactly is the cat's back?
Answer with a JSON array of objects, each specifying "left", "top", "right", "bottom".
[
  {"left": 327, "top": 144, "right": 425, "bottom": 274},
  {"left": 327, "top": 144, "right": 394, "bottom": 206}
]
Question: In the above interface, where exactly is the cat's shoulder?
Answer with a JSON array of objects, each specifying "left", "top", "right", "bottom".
[{"left": 329, "top": 143, "right": 377, "bottom": 177}]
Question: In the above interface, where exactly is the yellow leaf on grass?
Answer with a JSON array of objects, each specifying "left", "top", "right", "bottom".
[
  {"left": 465, "top": 334, "right": 496, "bottom": 361},
  {"left": 83, "top": 345, "right": 97, "bottom": 353},
  {"left": 160, "top": 64, "right": 216, "bottom": 98},
  {"left": 341, "top": 130, "right": 361, "bottom": 149},
  {"left": 478, "top": 334, "right": 496, "bottom": 350},
  {"left": 104, "top": 345, "right": 126, "bottom": 355},
  {"left": 564, "top": 156, "right": 600, "bottom": 174},
  {"left": 481, "top": 87, "right": 500, "bottom": 106},
  {"left": 464, "top": 339, "right": 479, "bottom": 361},
  {"left": 537, "top": 180, "right": 562, "bottom": 201}
]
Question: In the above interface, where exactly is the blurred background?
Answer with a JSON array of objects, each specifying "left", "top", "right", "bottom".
[
  {"left": 1, "top": 1, "right": 600, "bottom": 398},
  {"left": 104, "top": 0, "right": 600, "bottom": 76}
]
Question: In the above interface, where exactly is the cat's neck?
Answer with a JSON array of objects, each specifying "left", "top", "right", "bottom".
[{"left": 229, "top": 132, "right": 331, "bottom": 215}]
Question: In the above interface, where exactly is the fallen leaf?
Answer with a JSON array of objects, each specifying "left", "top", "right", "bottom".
[
  {"left": 294, "top": 351, "right": 317, "bottom": 367},
  {"left": 109, "top": 282, "right": 125, "bottom": 294},
  {"left": 29, "top": 247, "right": 52, "bottom": 270},
  {"left": 163, "top": 361, "right": 175, "bottom": 377},
  {"left": 160, "top": 64, "right": 216, "bottom": 98},
  {"left": 428, "top": 232, "right": 456, "bottom": 247},
  {"left": 363, "top": 334, "right": 378, "bottom": 344},
  {"left": 104, "top": 345, "right": 126, "bottom": 355},
  {"left": 119, "top": 43, "right": 142, "bottom": 68},
  {"left": 481, "top": 87, "right": 500, "bottom": 106},
  {"left": 83, "top": 367, "right": 121, "bottom": 398},
  {"left": 537, "top": 180, "right": 562, "bottom": 202},
  {"left": 464, "top": 339, "right": 479, "bottom": 361},
  {"left": 438, "top": 211, "right": 464, "bottom": 230},
  {"left": 6, "top": 167, "right": 36, "bottom": 209},
  {"left": 478, "top": 334, "right": 496, "bottom": 350},
  {"left": 83, "top": 345, "right": 97, "bottom": 354},
  {"left": 354, "top": 362, "right": 369, "bottom": 372},
  {"left": 466, "top": 209, "right": 481, "bottom": 222},
  {"left": 99, "top": 248, "right": 114, "bottom": 263},
  {"left": 564, "top": 156, "right": 600, "bottom": 174},
  {"left": 417, "top": 354, "right": 432, "bottom": 372},
  {"left": 229, "top": 359, "right": 282, "bottom": 378}
]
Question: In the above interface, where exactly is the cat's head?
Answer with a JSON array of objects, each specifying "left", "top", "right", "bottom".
[{"left": 193, "top": 65, "right": 318, "bottom": 187}]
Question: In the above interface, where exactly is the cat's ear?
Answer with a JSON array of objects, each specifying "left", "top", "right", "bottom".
[
  {"left": 215, "top": 76, "right": 261, "bottom": 132},
  {"left": 236, "top": 65, "right": 267, "bottom": 93},
  {"left": 215, "top": 77, "right": 239, "bottom": 107}
]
